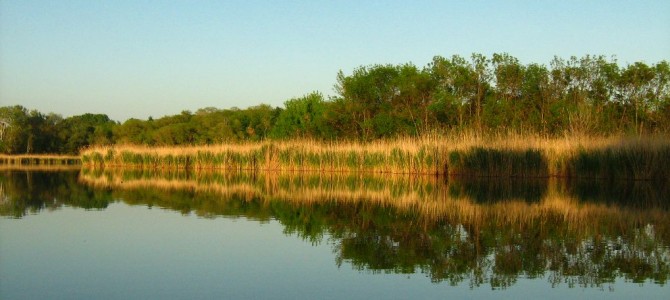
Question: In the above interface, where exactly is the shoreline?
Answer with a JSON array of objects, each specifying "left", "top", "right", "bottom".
[
  {"left": 79, "top": 135, "right": 670, "bottom": 182},
  {"left": 0, "top": 154, "right": 81, "bottom": 166}
]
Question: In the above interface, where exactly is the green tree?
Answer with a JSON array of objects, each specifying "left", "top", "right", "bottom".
[
  {"left": 58, "top": 114, "right": 116, "bottom": 153},
  {"left": 42, "top": 113, "right": 64, "bottom": 153},
  {"left": 520, "top": 63, "right": 550, "bottom": 133},
  {"left": 489, "top": 53, "right": 525, "bottom": 131},
  {"left": 651, "top": 61, "right": 670, "bottom": 131},
  {"left": 245, "top": 104, "right": 278, "bottom": 140},
  {"left": 271, "top": 92, "right": 328, "bottom": 139},
  {"left": 25, "top": 110, "right": 48, "bottom": 153},
  {"left": 0, "top": 106, "right": 30, "bottom": 154},
  {"left": 617, "top": 62, "right": 655, "bottom": 134},
  {"left": 429, "top": 55, "right": 477, "bottom": 129},
  {"left": 114, "top": 118, "right": 154, "bottom": 145},
  {"left": 334, "top": 64, "right": 403, "bottom": 139},
  {"left": 395, "top": 64, "right": 436, "bottom": 135},
  {"left": 471, "top": 53, "right": 491, "bottom": 130}
]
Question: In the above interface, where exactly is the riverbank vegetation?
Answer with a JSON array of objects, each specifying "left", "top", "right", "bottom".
[
  {"left": 1, "top": 54, "right": 669, "bottom": 155},
  {"left": 80, "top": 134, "right": 670, "bottom": 181}
]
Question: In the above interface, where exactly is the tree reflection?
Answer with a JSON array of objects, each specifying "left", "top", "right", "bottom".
[
  {"left": 1, "top": 169, "right": 668, "bottom": 288},
  {"left": 0, "top": 169, "right": 112, "bottom": 217}
]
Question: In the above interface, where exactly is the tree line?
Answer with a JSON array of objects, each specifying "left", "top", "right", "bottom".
[{"left": 1, "top": 53, "right": 669, "bottom": 154}]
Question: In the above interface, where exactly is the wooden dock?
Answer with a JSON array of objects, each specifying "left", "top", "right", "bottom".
[{"left": 0, "top": 154, "right": 81, "bottom": 166}]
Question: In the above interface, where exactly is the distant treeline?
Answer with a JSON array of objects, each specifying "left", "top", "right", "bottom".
[{"left": 1, "top": 53, "right": 669, "bottom": 154}]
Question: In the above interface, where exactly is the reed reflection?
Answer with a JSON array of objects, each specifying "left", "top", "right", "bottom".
[{"left": 1, "top": 169, "right": 668, "bottom": 288}]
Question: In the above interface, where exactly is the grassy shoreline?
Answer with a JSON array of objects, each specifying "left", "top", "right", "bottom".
[{"left": 80, "top": 134, "right": 670, "bottom": 182}]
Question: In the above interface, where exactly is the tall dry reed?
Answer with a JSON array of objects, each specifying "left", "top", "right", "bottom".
[{"left": 80, "top": 134, "right": 670, "bottom": 181}]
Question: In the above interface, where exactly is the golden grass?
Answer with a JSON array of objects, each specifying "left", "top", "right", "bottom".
[{"left": 80, "top": 134, "right": 670, "bottom": 180}]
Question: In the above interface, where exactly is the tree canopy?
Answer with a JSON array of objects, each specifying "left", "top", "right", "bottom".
[{"left": 2, "top": 53, "right": 669, "bottom": 154}]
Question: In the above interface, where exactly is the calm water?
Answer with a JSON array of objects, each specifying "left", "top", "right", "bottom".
[{"left": 1, "top": 169, "right": 669, "bottom": 299}]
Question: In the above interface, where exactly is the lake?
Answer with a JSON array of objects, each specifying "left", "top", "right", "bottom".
[{"left": 1, "top": 169, "right": 669, "bottom": 299}]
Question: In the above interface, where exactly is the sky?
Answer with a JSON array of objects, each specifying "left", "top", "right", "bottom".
[{"left": 1, "top": 0, "right": 669, "bottom": 122}]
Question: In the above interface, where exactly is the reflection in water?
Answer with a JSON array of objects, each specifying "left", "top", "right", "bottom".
[
  {"left": 1, "top": 169, "right": 669, "bottom": 289},
  {"left": 0, "top": 169, "right": 112, "bottom": 217}
]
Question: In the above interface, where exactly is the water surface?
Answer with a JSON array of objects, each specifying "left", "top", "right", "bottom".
[{"left": 1, "top": 169, "right": 668, "bottom": 299}]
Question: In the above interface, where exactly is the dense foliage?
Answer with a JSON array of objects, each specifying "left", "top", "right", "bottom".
[{"left": 2, "top": 54, "right": 669, "bottom": 154}]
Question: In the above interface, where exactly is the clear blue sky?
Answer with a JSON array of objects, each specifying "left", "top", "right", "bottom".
[{"left": 1, "top": 0, "right": 669, "bottom": 122}]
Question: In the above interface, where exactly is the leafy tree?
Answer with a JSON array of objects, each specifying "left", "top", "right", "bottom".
[
  {"left": 334, "top": 65, "right": 403, "bottom": 139},
  {"left": 323, "top": 97, "right": 359, "bottom": 139},
  {"left": 114, "top": 118, "right": 155, "bottom": 145},
  {"left": 271, "top": 92, "right": 328, "bottom": 139},
  {"left": 245, "top": 104, "right": 278, "bottom": 140},
  {"left": 25, "top": 110, "right": 47, "bottom": 153},
  {"left": 429, "top": 55, "right": 477, "bottom": 129},
  {"left": 3, "top": 54, "right": 669, "bottom": 152},
  {"left": 471, "top": 53, "right": 491, "bottom": 129},
  {"left": 520, "top": 63, "right": 550, "bottom": 132},
  {"left": 651, "top": 61, "right": 670, "bottom": 131},
  {"left": 395, "top": 64, "right": 436, "bottom": 135},
  {"left": 56, "top": 114, "right": 115, "bottom": 153},
  {"left": 41, "top": 113, "right": 64, "bottom": 153},
  {"left": 617, "top": 62, "right": 656, "bottom": 134},
  {"left": 0, "top": 106, "right": 30, "bottom": 154}
]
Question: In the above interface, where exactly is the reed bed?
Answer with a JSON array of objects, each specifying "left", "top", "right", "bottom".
[{"left": 80, "top": 134, "right": 670, "bottom": 181}]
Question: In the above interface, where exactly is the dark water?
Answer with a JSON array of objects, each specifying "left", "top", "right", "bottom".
[{"left": 1, "top": 169, "right": 669, "bottom": 299}]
